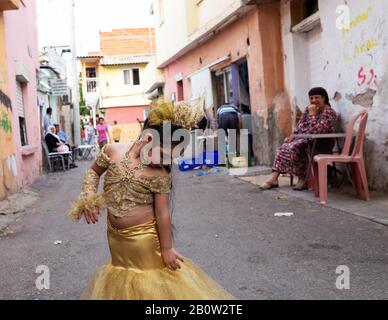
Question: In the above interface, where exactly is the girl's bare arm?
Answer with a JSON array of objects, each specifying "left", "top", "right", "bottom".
[{"left": 154, "top": 193, "right": 184, "bottom": 270}]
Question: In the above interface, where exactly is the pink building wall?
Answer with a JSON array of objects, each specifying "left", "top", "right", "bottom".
[
  {"left": 4, "top": 0, "right": 42, "bottom": 188},
  {"left": 163, "top": 58, "right": 190, "bottom": 101},
  {"left": 162, "top": 9, "right": 263, "bottom": 114},
  {"left": 105, "top": 106, "right": 148, "bottom": 125},
  {"left": 160, "top": 3, "right": 289, "bottom": 166}
]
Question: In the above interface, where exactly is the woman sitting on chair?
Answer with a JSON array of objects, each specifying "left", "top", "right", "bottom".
[
  {"left": 262, "top": 87, "right": 337, "bottom": 190},
  {"left": 45, "top": 125, "right": 77, "bottom": 168}
]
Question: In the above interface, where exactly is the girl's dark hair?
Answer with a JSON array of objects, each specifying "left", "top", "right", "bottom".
[
  {"left": 142, "top": 118, "right": 187, "bottom": 173},
  {"left": 141, "top": 118, "right": 188, "bottom": 236}
]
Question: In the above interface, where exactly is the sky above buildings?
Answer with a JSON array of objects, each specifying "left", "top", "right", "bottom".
[{"left": 36, "top": 0, "right": 154, "bottom": 55}]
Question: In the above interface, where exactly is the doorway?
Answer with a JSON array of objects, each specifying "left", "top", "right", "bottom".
[{"left": 177, "top": 80, "right": 184, "bottom": 101}]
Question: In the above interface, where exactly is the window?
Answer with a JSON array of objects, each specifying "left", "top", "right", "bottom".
[
  {"left": 132, "top": 68, "right": 140, "bottom": 85},
  {"left": 86, "top": 79, "right": 98, "bottom": 92},
  {"left": 123, "top": 69, "right": 140, "bottom": 86},
  {"left": 123, "top": 70, "right": 131, "bottom": 85},
  {"left": 19, "top": 117, "right": 28, "bottom": 146},
  {"left": 16, "top": 81, "right": 28, "bottom": 146},
  {"left": 86, "top": 67, "right": 97, "bottom": 78},
  {"left": 62, "top": 94, "right": 70, "bottom": 104},
  {"left": 291, "top": 0, "right": 319, "bottom": 27},
  {"left": 214, "top": 68, "right": 233, "bottom": 105},
  {"left": 225, "top": 68, "right": 233, "bottom": 103},
  {"left": 214, "top": 72, "right": 226, "bottom": 107},
  {"left": 177, "top": 80, "right": 184, "bottom": 101}
]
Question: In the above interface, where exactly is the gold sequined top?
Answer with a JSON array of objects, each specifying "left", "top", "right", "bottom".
[{"left": 94, "top": 145, "right": 172, "bottom": 217}]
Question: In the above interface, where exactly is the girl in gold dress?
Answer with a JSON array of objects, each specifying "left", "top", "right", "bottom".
[{"left": 69, "top": 100, "right": 235, "bottom": 300}]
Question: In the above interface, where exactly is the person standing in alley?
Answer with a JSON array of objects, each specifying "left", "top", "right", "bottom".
[
  {"left": 111, "top": 120, "right": 122, "bottom": 143},
  {"left": 96, "top": 117, "right": 109, "bottom": 149},
  {"left": 43, "top": 108, "right": 53, "bottom": 135},
  {"left": 216, "top": 103, "right": 242, "bottom": 136},
  {"left": 86, "top": 120, "right": 96, "bottom": 145},
  {"left": 217, "top": 103, "right": 242, "bottom": 165}
]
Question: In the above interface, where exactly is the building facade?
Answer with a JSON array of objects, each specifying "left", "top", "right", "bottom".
[
  {"left": 0, "top": 0, "right": 18, "bottom": 200},
  {"left": 79, "top": 28, "right": 158, "bottom": 142},
  {"left": 0, "top": 0, "right": 41, "bottom": 200},
  {"left": 152, "top": 0, "right": 291, "bottom": 165},
  {"left": 154, "top": 0, "right": 388, "bottom": 190},
  {"left": 39, "top": 47, "right": 73, "bottom": 143}
]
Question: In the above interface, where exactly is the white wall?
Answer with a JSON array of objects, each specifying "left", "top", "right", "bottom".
[
  {"left": 153, "top": 0, "right": 189, "bottom": 66},
  {"left": 197, "top": 0, "right": 240, "bottom": 31},
  {"left": 153, "top": 0, "right": 244, "bottom": 67},
  {"left": 281, "top": 0, "right": 388, "bottom": 190}
]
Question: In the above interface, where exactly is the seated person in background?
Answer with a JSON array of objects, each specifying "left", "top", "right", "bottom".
[
  {"left": 54, "top": 124, "right": 77, "bottom": 166},
  {"left": 45, "top": 125, "right": 77, "bottom": 168},
  {"left": 45, "top": 125, "right": 68, "bottom": 153},
  {"left": 262, "top": 87, "right": 337, "bottom": 191}
]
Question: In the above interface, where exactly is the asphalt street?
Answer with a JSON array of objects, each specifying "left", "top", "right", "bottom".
[{"left": 0, "top": 161, "right": 388, "bottom": 300}]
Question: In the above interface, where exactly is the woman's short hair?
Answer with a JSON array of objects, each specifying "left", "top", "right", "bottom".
[{"left": 309, "top": 87, "right": 330, "bottom": 105}]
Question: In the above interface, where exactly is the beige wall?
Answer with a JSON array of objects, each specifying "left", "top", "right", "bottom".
[
  {"left": 196, "top": 0, "right": 241, "bottom": 31},
  {"left": 153, "top": 0, "right": 244, "bottom": 66},
  {"left": 153, "top": 0, "right": 188, "bottom": 66},
  {"left": 99, "top": 64, "right": 151, "bottom": 109}
]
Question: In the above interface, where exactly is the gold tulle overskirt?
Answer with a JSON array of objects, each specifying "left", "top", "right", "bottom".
[{"left": 81, "top": 219, "right": 235, "bottom": 300}]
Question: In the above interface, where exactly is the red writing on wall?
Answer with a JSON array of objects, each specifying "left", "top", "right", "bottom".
[{"left": 357, "top": 66, "right": 377, "bottom": 87}]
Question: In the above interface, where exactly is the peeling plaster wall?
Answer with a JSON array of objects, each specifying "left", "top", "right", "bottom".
[
  {"left": 281, "top": 0, "right": 388, "bottom": 190},
  {"left": 0, "top": 12, "right": 18, "bottom": 200},
  {"left": 252, "top": 2, "right": 291, "bottom": 166}
]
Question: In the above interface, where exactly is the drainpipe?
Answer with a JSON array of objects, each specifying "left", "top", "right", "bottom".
[{"left": 70, "top": 0, "right": 81, "bottom": 145}]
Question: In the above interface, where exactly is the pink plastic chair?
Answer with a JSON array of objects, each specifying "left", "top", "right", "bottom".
[{"left": 313, "top": 109, "right": 370, "bottom": 204}]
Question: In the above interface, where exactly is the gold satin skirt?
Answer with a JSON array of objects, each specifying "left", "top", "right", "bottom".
[{"left": 81, "top": 219, "right": 235, "bottom": 300}]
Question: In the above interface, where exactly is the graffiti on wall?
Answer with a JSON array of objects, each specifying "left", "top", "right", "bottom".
[
  {"left": 0, "top": 110, "right": 12, "bottom": 134},
  {"left": 342, "top": 5, "right": 372, "bottom": 35},
  {"left": 341, "top": 5, "right": 385, "bottom": 93},
  {"left": 0, "top": 89, "right": 12, "bottom": 110},
  {"left": 0, "top": 111, "right": 12, "bottom": 134},
  {"left": 344, "top": 38, "right": 381, "bottom": 62},
  {"left": 357, "top": 66, "right": 377, "bottom": 89}
]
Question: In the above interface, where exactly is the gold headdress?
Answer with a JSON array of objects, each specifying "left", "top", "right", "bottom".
[{"left": 148, "top": 97, "right": 205, "bottom": 129}]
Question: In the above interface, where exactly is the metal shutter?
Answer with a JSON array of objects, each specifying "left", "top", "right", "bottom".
[
  {"left": 308, "top": 25, "right": 323, "bottom": 88},
  {"left": 16, "top": 81, "right": 25, "bottom": 117}
]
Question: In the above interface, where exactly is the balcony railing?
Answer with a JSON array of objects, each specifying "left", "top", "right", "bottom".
[{"left": 86, "top": 78, "right": 99, "bottom": 93}]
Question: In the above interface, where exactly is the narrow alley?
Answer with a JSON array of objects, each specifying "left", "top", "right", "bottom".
[{"left": 1, "top": 160, "right": 387, "bottom": 300}]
